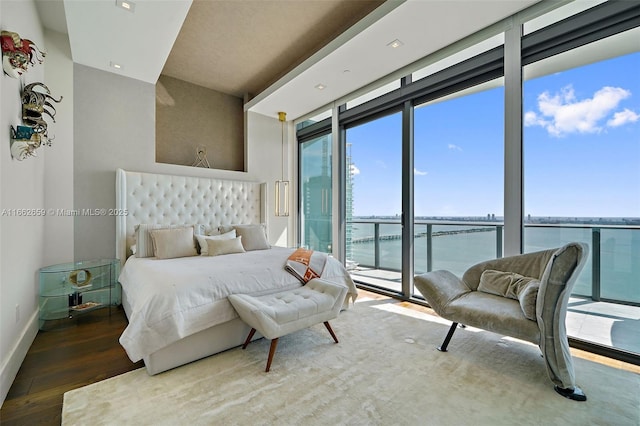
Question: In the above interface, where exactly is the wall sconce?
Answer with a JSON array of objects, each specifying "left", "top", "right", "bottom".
[{"left": 275, "top": 111, "right": 289, "bottom": 217}]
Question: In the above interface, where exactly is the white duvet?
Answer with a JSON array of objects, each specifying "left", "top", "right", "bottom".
[{"left": 118, "top": 247, "right": 358, "bottom": 362}]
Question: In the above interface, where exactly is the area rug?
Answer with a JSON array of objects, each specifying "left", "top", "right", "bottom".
[{"left": 62, "top": 298, "right": 639, "bottom": 425}]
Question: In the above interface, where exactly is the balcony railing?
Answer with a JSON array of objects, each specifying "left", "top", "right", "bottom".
[{"left": 347, "top": 219, "right": 640, "bottom": 306}]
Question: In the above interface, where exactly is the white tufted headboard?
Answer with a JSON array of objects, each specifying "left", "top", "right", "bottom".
[{"left": 115, "top": 168, "right": 266, "bottom": 267}]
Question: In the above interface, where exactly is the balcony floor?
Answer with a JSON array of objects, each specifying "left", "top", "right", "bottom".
[{"left": 351, "top": 267, "right": 640, "bottom": 356}]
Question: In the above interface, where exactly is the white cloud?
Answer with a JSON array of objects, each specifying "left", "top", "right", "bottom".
[
  {"left": 448, "top": 144, "right": 462, "bottom": 151},
  {"left": 524, "top": 111, "right": 545, "bottom": 127},
  {"left": 350, "top": 164, "right": 360, "bottom": 176},
  {"left": 414, "top": 168, "right": 428, "bottom": 176},
  {"left": 525, "top": 85, "right": 633, "bottom": 137},
  {"left": 607, "top": 108, "right": 640, "bottom": 127},
  {"left": 376, "top": 160, "right": 387, "bottom": 169}
]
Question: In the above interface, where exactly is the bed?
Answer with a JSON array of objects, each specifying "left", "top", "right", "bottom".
[{"left": 115, "top": 169, "right": 357, "bottom": 375}]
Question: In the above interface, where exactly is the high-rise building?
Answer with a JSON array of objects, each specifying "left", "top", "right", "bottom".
[{"left": 346, "top": 143, "right": 354, "bottom": 263}]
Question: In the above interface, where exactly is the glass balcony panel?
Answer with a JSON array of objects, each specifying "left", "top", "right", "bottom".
[
  {"left": 524, "top": 226, "right": 593, "bottom": 298},
  {"left": 600, "top": 228, "right": 640, "bottom": 304},
  {"left": 429, "top": 224, "right": 500, "bottom": 277},
  {"left": 350, "top": 222, "right": 375, "bottom": 267},
  {"left": 377, "top": 222, "right": 402, "bottom": 272}
]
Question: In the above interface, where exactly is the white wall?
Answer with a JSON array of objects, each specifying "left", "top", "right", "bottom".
[
  {"left": 0, "top": 0, "right": 46, "bottom": 406},
  {"left": 246, "top": 111, "right": 293, "bottom": 247},
  {"left": 43, "top": 29, "right": 74, "bottom": 266}
]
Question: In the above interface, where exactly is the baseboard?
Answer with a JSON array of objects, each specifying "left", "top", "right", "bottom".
[{"left": 0, "top": 310, "right": 39, "bottom": 408}]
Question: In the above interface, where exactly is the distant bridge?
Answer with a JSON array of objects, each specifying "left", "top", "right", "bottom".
[{"left": 351, "top": 227, "right": 494, "bottom": 244}]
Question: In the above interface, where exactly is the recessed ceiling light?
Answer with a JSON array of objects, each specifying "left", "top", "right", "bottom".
[
  {"left": 315, "top": 83, "right": 326, "bottom": 90},
  {"left": 387, "top": 39, "right": 404, "bottom": 48},
  {"left": 116, "top": 0, "right": 135, "bottom": 12},
  {"left": 110, "top": 61, "right": 123, "bottom": 70}
]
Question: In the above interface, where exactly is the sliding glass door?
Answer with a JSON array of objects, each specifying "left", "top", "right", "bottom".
[
  {"left": 346, "top": 111, "right": 403, "bottom": 292},
  {"left": 299, "top": 133, "right": 332, "bottom": 253},
  {"left": 413, "top": 80, "right": 504, "bottom": 278}
]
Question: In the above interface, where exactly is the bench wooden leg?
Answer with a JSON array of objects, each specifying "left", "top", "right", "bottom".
[
  {"left": 324, "top": 321, "right": 339, "bottom": 344},
  {"left": 266, "top": 338, "right": 279, "bottom": 372},
  {"left": 242, "top": 328, "right": 256, "bottom": 349}
]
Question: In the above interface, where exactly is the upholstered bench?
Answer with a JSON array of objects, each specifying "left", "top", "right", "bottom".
[{"left": 228, "top": 278, "right": 348, "bottom": 372}]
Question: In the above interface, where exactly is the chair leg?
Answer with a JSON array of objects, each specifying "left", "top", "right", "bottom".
[
  {"left": 242, "top": 328, "right": 256, "bottom": 349},
  {"left": 324, "top": 321, "right": 339, "bottom": 343},
  {"left": 438, "top": 322, "right": 459, "bottom": 352},
  {"left": 265, "top": 338, "right": 279, "bottom": 372},
  {"left": 555, "top": 385, "right": 587, "bottom": 402}
]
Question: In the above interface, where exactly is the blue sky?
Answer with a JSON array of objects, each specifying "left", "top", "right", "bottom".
[{"left": 347, "top": 51, "right": 640, "bottom": 218}]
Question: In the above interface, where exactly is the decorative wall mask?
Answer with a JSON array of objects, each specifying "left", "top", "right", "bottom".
[
  {"left": 21, "top": 82, "right": 62, "bottom": 144},
  {"left": 1, "top": 30, "right": 45, "bottom": 78},
  {"left": 10, "top": 82, "right": 63, "bottom": 160},
  {"left": 9, "top": 125, "right": 41, "bottom": 160}
]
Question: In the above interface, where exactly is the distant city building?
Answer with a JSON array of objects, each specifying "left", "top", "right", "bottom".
[
  {"left": 303, "top": 135, "right": 332, "bottom": 253},
  {"left": 346, "top": 144, "right": 354, "bottom": 262}
]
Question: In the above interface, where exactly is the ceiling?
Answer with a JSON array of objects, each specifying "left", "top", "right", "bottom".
[
  {"left": 162, "top": 0, "right": 384, "bottom": 98},
  {"left": 36, "top": 0, "right": 542, "bottom": 121}
]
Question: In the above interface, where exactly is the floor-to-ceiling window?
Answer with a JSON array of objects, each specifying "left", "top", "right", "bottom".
[
  {"left": 300, "top": 134, "right": 332, "bottom": 253},
  {"left": 298, "top": 113, "right": 333, "bottom": 253},
  {"left": 522, "top": 3, "right": 640, "bottom": 355},
  {"left": 346, "top": 111, "right": 403, "bottom": 292},
  {"left": 413, "top": 80, "right": 504, "bottom": 277},
  {"left": 296, "top": 0, "right": 640, "bottom": 361}
]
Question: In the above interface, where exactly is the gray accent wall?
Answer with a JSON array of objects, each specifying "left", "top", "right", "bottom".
[
  {"left": 73, "top": 64, "right": 156, "bottom": 261},
  {"left": 156, "top": 75, "right": 244, "bottom": 171}
]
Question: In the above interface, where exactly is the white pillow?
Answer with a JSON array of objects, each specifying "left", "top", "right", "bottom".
[
  {"left": 150, "top": 227, "right": 198, "bottom": 259},
  {"left": 197, "top": 230, "right": 236, "bottom": 256},
  {"left": 135, "top": 224, "right": 202, "bottom": 258},
  {"left": 218, "top": 224, "right": 270, "bottom": 251},
  {"left": 207, "top": 236, "right": 246, "bottom": 256}
]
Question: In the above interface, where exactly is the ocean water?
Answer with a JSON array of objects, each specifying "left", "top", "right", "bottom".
[{"left": 348, "top": 222, "right": 640, "bottom": 304}]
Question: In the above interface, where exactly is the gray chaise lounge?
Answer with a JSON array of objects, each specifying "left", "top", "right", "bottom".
[{"left": 414, "top": 242, "right": 588, "bottom": 401}]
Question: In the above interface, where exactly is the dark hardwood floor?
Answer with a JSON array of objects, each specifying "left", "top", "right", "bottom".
[{"left": 0, "top": 307, "right": 143, "bottom": 425}]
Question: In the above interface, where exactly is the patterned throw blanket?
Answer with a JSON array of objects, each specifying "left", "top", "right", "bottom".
[{"left": 285, "top": 248, "right": 328, "bottom": 284}]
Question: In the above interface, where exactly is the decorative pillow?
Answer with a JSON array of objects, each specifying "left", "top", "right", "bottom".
[
  {"left": 478, "top": 269, "right": 541, "bottom": 320},
  {"left": 201, "top": 225, "right": 222, "bottom": 237},
  {"left": 478, "top": 269, "right": 538, "bottom": 299},
  {"left": 207, "top": 236, "right": 246, "bottom": 256},
  {"left": 518, "top": 280, "right": 540, "bottom": 321},
  {"left": 135, "top": 224, "right": 202, "bottom": 258},
  {"left": 150, "top": 227, "right": 198, "bottom": 259},
  {"left": 197, "top": 230, "right": 236, "bottom": 256},
  {"left": 219, "top": 224, "right": 270, "bottom": 251}
]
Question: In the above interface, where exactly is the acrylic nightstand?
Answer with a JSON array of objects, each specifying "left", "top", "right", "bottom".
[{"left": 38, "top": 258, "right": 120, "bottom": 330}]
